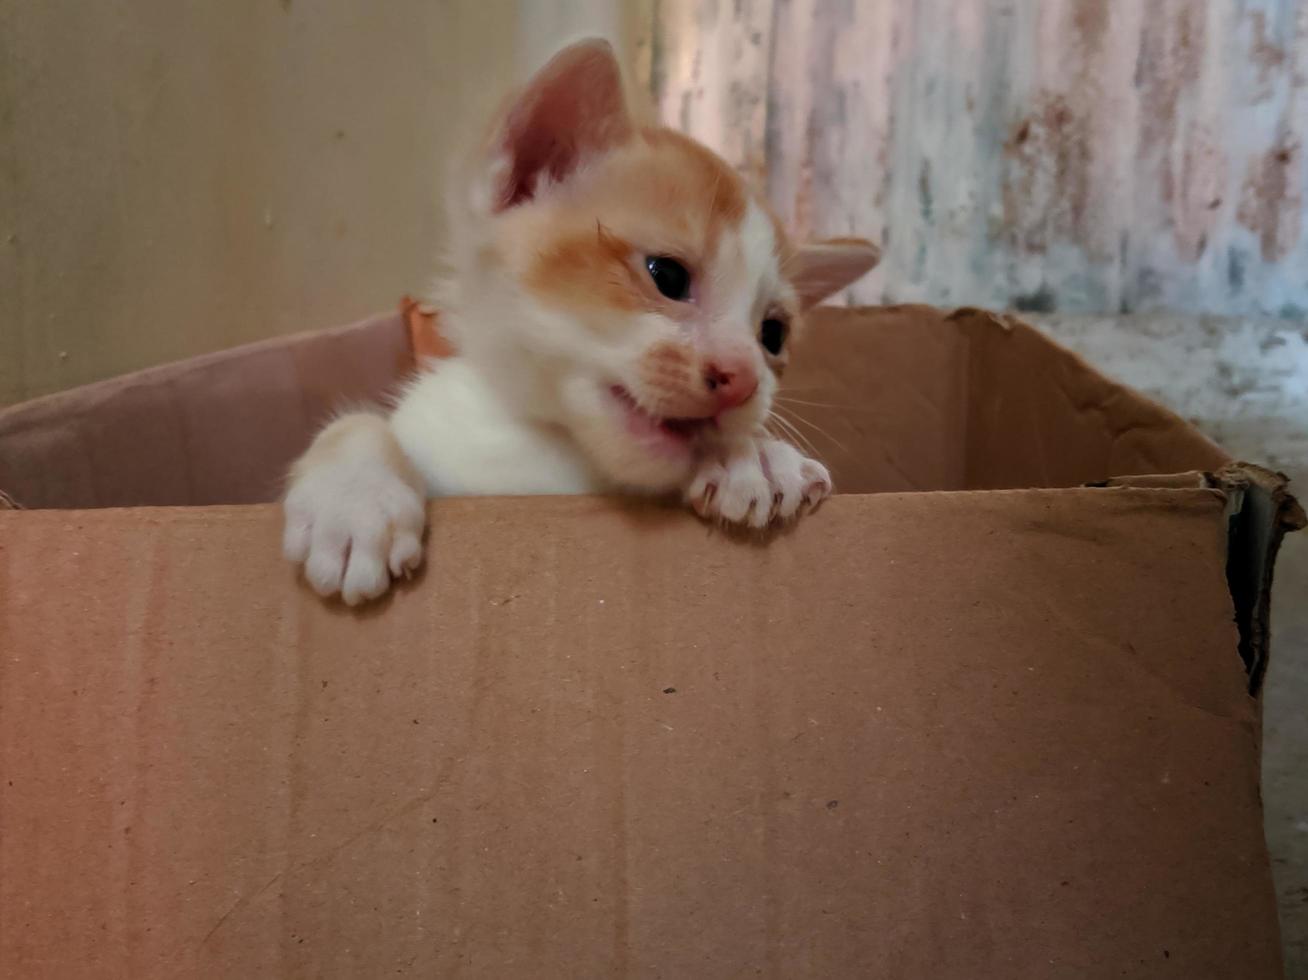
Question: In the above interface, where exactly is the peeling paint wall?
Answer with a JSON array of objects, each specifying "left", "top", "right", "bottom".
[{"left": 634, "top": 0, "right": 1308, "bottom": 318}]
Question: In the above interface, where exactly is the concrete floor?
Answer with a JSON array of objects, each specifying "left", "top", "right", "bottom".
[{"left": 1028, "top": 313, "right": 1308, "bottom": 977}]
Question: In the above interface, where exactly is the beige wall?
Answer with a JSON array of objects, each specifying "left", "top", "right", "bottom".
[{"left": 0, "top": 0, "right": 627, "bottom": 405}]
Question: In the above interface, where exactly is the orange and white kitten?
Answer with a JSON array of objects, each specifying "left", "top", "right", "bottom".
[{"left": 283, "top": 38, "right": 878, "bottom": 604}]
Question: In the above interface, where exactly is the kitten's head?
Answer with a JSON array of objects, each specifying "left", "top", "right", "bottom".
[{"left": 441, "top": 39, "right": 878, "bottom": 493}]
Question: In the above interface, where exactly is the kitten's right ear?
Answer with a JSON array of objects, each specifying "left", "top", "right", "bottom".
[
  {"left": 489, "top": 38, "right": 633, "bottom": 211},
  {"left": 789, "top": 238, "right": 882, "bottom": 308}
]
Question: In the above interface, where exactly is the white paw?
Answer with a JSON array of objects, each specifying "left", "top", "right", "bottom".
[
  {"left": 282, "top": 461, "right": 426, "bottom": 606},
  {"left": 686, "top": 438, "right": 832, "bottom": 529}
]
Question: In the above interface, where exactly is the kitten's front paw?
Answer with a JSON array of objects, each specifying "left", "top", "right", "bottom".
[
  {"left": 686, "top": 438, "right": 831, "bottom": 529},
  {"left": 282, "top": 465, "right": 426, "bottom": 606}
]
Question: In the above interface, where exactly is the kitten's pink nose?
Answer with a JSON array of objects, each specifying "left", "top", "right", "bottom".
[{"left": 703, "top": 356, "right": 758, "bottom": 412}]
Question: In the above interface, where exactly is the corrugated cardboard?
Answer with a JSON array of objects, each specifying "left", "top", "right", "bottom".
[
  {"left": 0, "top": 313, "right": 411, "bottom": 509},
  {"left": 0, "top": 306, "right": 1302, "bottom": 978}
]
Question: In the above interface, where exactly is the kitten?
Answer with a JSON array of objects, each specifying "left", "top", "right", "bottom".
[{"left": 283, "top": 38, "right": 879, "bottom": 605}]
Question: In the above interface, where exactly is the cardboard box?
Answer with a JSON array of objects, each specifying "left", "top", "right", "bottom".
[{"left": 0, "top": 306, "right": 1302, "bottom": 978}]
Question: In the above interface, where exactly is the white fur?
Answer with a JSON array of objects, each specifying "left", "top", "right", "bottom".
[
  {"left": 687, "top": 437, "right": 832, "bottom": 529},
  {"left": 282, "top": 413, "right": 427, "bottom": 605},
  {"left": 390, "top": 359, "right": 599, "bottom": 495},
  {"left": 737, "top": 200, "right": 792, "bottom": 321}
]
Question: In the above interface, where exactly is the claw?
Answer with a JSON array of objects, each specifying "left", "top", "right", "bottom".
[{"left": 693, "top": 481, "right": 718, "bottom": 517}]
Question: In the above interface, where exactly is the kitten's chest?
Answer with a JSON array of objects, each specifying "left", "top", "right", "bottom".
[{"left": 390, "top": 362, "right": 601, "bottom": 497}]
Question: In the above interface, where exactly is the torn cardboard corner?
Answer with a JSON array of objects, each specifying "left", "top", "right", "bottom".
[
  {"left": 0, "top": 304, "right": 1299, "bottom": 979},
  {"left": 1212, "top": 463, "right": 1307, "bottom": 695},
  {"left": 1096, "top": 463, "right": 1305, "bottom": 695}
]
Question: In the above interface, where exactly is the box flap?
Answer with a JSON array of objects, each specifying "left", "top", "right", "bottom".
[
  {"left": 0, "top": 491, "right": 1280, "bottom": 977},
  {"left": 948, "top": 307, "right": 1232, "bottom": 488},
  {"left": 786, "top": 306, "right": 1232, "bottom": 494},
  {"left": 2, "top": 304, "right": 1246, "bottom": 508},
  {"left": 0, "top": 313, "right": 411, "bottom": 509},
  {"left": 783, "top": 305, "right": 970, "bottom": 492}
]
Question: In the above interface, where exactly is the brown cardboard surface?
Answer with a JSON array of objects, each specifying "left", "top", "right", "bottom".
[
  {"left": 784, "top": 306, "right": 1232, "bottom": 494},
  {"left": 0, "top": 304, "right": 1298, "bottom": 978},
  {"left": 1098, "top": 465, "right": 1307, "bottom": 693},
  {"left": 0, "top": 492, "right": 1281, "bottom": 978},
  {"left": 1, "top": 305, "right": 1233, "bottom": 509},
  {"left": 0, "top": 312, "right": 409, "bottom": 509}
]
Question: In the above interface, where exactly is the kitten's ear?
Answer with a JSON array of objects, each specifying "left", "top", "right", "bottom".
[
  {"left": 489, "top": 38, "right": 633, "bottom": 211},
  {"left": 789, "top": 238, "right": 881, "bottom": 308}
]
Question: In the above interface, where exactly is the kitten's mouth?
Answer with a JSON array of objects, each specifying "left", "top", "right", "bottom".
[{"left": 609, "top": 385, "right": 716, "bottom": 451}]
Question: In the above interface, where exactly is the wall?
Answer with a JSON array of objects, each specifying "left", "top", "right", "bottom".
[
  {"left": 0, "top": 0, "right": 625, "bottom": 405},
  {"left": 635, "top": 0, "right": 1308, "bottom": 317},
  {"left": 4, "top": 1, "right": 1306, "bottom": 405}
]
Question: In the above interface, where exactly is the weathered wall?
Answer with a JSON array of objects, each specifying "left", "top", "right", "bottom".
[
  {"left": 635, "top": 0, "right": 1308, "bottom": 317},
  {"left": 4, "top": 1, "right": 1305, "bottom": 404}
]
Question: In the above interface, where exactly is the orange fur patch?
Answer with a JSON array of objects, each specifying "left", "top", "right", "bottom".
[
  {"left": 521, "top": 125, "right": 756, "bottom": 321},
  {"left": 639, "top": 127, "right": 747, "bottom": 227},
  {"left": 401, "top": 296, "right": 456, "bottom": 359},
  {"left": 527, "top": 223, "right": 646, "bottom": 314},
  {"left": 637, "top": 339, "right": 719, "bottom": 417}
]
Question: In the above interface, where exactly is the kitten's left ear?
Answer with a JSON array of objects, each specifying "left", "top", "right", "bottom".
[
  {"left": 789, "top": 237, "right": 881, "bottom": 308},
  {"left": 490, "top": 38, "right": 634, "bottom": 211}
]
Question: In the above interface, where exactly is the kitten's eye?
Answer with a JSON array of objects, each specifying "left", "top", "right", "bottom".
[
  {"left": 646, "top": 256, "right": 691, "bottom": 301},
  {"left": 759, "top": 318, "right": 788, "bottom": 356}
]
